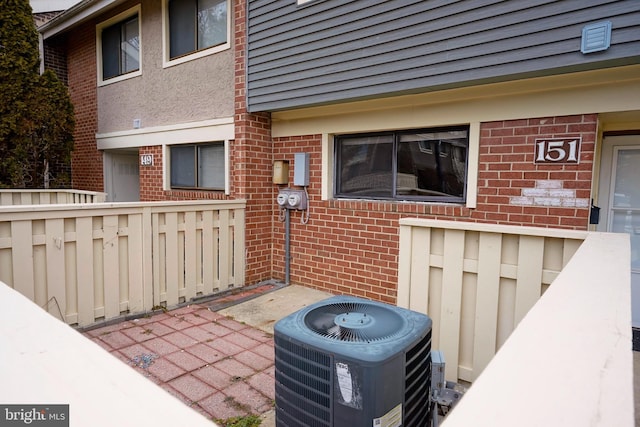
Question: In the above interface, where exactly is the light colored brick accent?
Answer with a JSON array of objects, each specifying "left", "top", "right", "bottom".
[
  {"left": 511, "top": 180, "right": 589, "bottom": 209},
  {"left": 536, "top": 179, "right": 563, "bottom": 189}
]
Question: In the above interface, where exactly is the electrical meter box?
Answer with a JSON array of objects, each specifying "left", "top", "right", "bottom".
[
  {"left": 277, "top": 189, "right": 307, "bottom": 210},
  {"left": 294, "top": 153, "right": 310, "bottom": 186}
]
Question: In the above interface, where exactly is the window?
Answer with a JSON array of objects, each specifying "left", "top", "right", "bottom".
[
  {"left": 97, "top": 6, "right": 141, "bottom": 84},
  {"left": 335, "top": 126, "right": 469, "bottom": 202},
  {"left": 170, "top": 142, "right": 225, "bottom": 189},
  {"left": 101, "top": 15, "right": 139, "bottom": 80},
  {"left": 168, "top": 0, "right": 228, "bottom": 60}
]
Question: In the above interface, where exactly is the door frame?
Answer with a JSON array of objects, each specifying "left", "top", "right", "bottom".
[
  {"left": 597, "top": 134, "right": 640, "bottom": 336},
  {"left": 596, "top": 135, "right": 640, "bottom": 232}
]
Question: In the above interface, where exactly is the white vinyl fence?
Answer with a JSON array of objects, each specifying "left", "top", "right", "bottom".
[
  {"left": 441, "top": 231, "right": 632, "bottom": 427},
  {"left": 0, "top": 189, "right": 107, "bottom": 205},
  {"left": 0, "top": 200, "right": 245, "bottom": 327},
  {"left": 397, "top": 219, "right": 589, "bottom": 382}
]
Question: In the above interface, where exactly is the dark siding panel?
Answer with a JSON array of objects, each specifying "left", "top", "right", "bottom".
[{"left": 247, "top": 0, "right": 640, "bottom": 112}]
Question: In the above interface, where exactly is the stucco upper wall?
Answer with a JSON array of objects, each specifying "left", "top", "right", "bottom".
[
  {"left": 97, "top": 0, "right": 235, "bottom": 134},
  {"left": 247, "top": 0, "right": 640, "bottom": 112}
]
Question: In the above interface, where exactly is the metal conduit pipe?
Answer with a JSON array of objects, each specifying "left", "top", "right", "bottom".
[{"left": 284, "top": 208, "right": 290, "bottom": 285}]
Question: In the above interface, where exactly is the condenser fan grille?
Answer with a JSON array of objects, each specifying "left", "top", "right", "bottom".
[{"left": 303, "top": 301, "right": 406, "bottom": 342}]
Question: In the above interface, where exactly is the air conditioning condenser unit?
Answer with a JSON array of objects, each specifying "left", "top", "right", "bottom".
[{"left": 274, "top": 295, "right": 433, "bottom": 427}]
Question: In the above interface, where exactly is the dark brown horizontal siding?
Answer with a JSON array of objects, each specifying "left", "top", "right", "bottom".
[{"left": 247, "top": 0, "right": 640, "bottom": 112}]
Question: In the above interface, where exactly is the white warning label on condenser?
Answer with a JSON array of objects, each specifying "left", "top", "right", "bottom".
[
  {"left": 335, "top": 362, "right": 353, "bottom": 403},
  {"left": 372, "top": 403, "right": 402, "bottom": 427}
]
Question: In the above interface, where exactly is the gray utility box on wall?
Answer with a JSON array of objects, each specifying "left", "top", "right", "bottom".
[{"left": 294, "top": 153, "right": 310, "bottom": 186}]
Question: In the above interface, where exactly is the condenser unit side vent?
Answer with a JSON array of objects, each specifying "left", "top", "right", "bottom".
[{"left": 404, "top": 331, "right": 433, "bottom": 427}]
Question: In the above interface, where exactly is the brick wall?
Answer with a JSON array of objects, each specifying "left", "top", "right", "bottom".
[
  {"left": 473, "top": 115, "right": 596, "bottom": 228},
  {"left": 66, "top": 21, "right": 103, "bottom": 192},
  {"left": 233, "top": 0, "right": 274, "bottom": 285},
  {"left": 43, "top": 34, "right": 68, "bottom": 85},
  {"left": 269, "top": 114, "right": 597, "bottom": 303}
]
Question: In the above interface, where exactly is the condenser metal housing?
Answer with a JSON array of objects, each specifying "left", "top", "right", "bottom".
[{"left": 274, "top": 295, "right": 433, "bottom": 427}]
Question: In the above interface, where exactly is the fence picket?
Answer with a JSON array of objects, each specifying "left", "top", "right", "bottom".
[
  {"left": 127, "top": 213, "right": 144, "bottom": 313},
  {"left": 12, "top": 221, "right": 35, "bottom": 301},
  {"left": 75, "top": 217, "right": 94, "bottom": 326},
  {"left": 184, "top": 211, "right": 197, "bottom": 301},
  {"left": 151, "top": 212, "right": 161, "bottom": 308},
  {"left": 164, "top": 212, "right": 180, "bottom": 307},
  {"left": 233, "top": 209, "right": 245, "bottom": 286},
  {"left": 201, "top": 210, "right": 214, "bottom": 294},
  {"left": 45, "top": 219, "right": 66, "bottom": 321},
  {"left": 102, "top": 215, "right": 120, "bottom": 319},
  {"left": 409, "top": 226, "right": 431, "bottom": 314},
  {"left": 472, "top": 232, "right": 502, "bottom": 380},
  {"left": 440, "top": 228, "right": 466, "bottom": 380},
  {"left": 514, "top": 236, "right": 545, "bottom": 325},
  {"left": 218, "top": 210, "right": 230, "bottom": 289}
]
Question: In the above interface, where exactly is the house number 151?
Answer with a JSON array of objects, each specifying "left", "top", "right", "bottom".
[{"left": 534, "top": 138, "right": 581, "bottom": 164}]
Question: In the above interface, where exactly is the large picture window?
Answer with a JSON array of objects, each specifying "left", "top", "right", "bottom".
[
  {"left": 335, "top": 127, "right": 469, "bottom": 202},
  {"left": 168, "top": 0, "right": 228, "bottom": 60},
  {"left": 100, "top": 14, "right": 139, "bottom": 80},
  {"left": 170, "top": 142, "right": 225, "bottom": 189}
]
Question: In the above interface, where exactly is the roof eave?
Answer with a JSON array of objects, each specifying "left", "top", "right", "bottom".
[{"left": 39, "top": 0, "right": 126, "bottom": 39}]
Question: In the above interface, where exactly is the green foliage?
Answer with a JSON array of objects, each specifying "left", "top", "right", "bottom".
[
  {"left": 215, "top": 415, "right": 262, "bottom": 427},
  {"left": 0, "top": 0, "right": 40, "bottom": 144},
  {"left": 0, "top": 0, "right": 75, "bottom": 188}
]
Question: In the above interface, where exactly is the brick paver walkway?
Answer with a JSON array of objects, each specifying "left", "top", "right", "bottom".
[{"left": 83, "top": 287, "right": 278, "bottom": 423}]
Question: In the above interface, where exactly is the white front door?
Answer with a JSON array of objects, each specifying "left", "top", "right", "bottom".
[
  {"left": 104, "top": 150, "right": 140, "bottom": 202},
  {"left": 597, "top": 135, "right": 640, "bottom": 327}
]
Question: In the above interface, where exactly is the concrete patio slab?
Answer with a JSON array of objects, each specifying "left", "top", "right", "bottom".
[{"left": 217, "top": 284, "right": 334, "bottom": 334}]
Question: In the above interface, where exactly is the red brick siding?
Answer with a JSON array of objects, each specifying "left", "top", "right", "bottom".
[
  {"left": 473, "top": 115, "right": 596, "bottom": 227},
  {"left": 233, "top": 0, "right": 274, "bottom": 285},
  {"left": 43, "top": 34, "right": 68, "bottom": 85},
  {"left": 66, "top": 21, "right": 102, "bottom": 192},
  {"left": 268, "top": 114, "right": 596, "bottom": 302}
]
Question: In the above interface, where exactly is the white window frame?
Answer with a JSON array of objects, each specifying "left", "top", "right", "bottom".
[
  {"left": 166, "top": 141, "right": 228, "bottom": 191},
  {"left": 161, "top": 0, "right": 231, "bottom": 69},
  {"left": 163, "top": 141, "right": 230, "bottom": 194},
  {"left": 96, "top": 5, "right": 142, "bottom": 87},
  {"left": 322, "top": 122, "right": 479, "bottom": 208}
]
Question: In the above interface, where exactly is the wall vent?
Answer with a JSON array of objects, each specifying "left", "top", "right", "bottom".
[{"left": 581, "top": 21, "right": 612, "bottom": 54}]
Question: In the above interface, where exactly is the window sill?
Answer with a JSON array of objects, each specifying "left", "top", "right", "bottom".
[
  {"left": 98, "top": 69, "right": 142, "bottom": 87},
  {"left": 163, "top": 43, "right": 230, "bottom": 69},
  {"left": 328, "top": 198, "right": 473, "bottom": 217}
]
